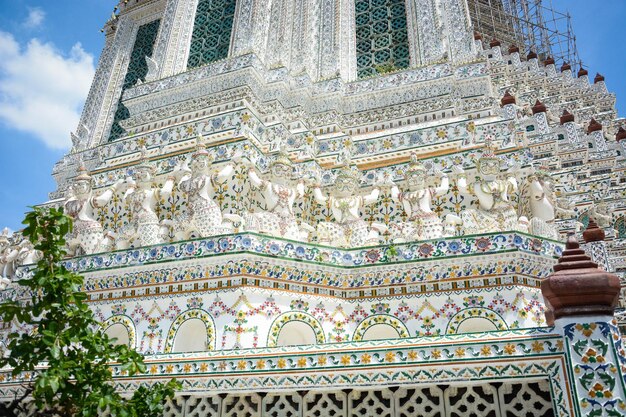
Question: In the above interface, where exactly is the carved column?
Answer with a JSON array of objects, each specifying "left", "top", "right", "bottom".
[
  {"left": 232, "top": 0, "right": 256, "bottom": 55},
  {"left": 407, "top": 0, "right": 446, "bottom": 65},
  {"left": 316, "top": 0, "right": 340, "bottom": 80},
  {"left": 87, "top": 16, "right": 136, "bottom": 148},
  {"left": 155, "top": 0, "right": 200, "bottom": 77},
  {"left": 440, "top": 0, "right": 475, "bottom": 63}
]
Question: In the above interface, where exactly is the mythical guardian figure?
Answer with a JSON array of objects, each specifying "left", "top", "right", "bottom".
[
  {"left": 244, "top": 147, "right": 312, "bottom": 241},
  {"left": 453, "top": 140, "right": 523, "bottom": 234},
  {"left": 172, "top": 141, "right": 241, "bottom": 240},
  {"left": 390, "top": 153, "right": 460, "bottom": 242},
  {"left": 64, "top": 163, "right": 120, "bottom": 255},
  {"left": 312, "top": 154, "right": 386, "bottom": 248},
  {"left": 517, "top": 166, "right": 560, "bottom": 239},
  {"left": 118, "top": 147, "right": 175, "bottom": 248}
]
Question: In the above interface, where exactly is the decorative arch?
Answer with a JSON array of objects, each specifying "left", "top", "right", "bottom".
[
  {"left": 446, "top": 308, "right": 508, "bottom": 335},
  {"left": 353, "top": 314, "right": 409, "bottom": 342},
  {"left": 102, "top": 315, "right": 136, "bottom": 349},
  {"left": 267, "top": 312, "right": 325, "bottom": 347},
  {"left": 165, "top": 309, "right": 216, "bottom": 353}
]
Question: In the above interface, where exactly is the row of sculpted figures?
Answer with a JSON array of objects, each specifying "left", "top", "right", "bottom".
[{"left": 57, "top": 138, "right": 578, "bottom": 258}]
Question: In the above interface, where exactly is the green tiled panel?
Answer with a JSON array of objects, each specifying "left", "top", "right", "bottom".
[
  {"left": 109, "top": 19, "right": 161, "bottom": 141},
  {"left": 187, "top": 0, "right": 237, "bottom": 69},
  {"left": 355, "top": 0, "right": 410, "bottom": 78}
]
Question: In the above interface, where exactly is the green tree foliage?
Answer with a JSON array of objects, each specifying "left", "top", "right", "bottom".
[{"left": 0, "top": 207, "right": 180, "bottom": 417}]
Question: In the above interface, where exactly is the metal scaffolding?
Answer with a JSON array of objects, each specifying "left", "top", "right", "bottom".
[{"left": 467, "top": 0, "right": 581, "bottom": 70}]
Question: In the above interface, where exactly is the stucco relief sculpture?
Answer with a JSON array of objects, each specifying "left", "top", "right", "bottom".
[
  {"left": 453, "top": 141, "right": 523, "bottom": 234},
  {"left": 64, "top": 163, "right": 120, "bottom": 255},
  {"left": 517, "top": 166, "right": 560, "bottom": 239},
  {"left": 0, "top": 231, "right": 41, "bottom": 282},
  {"left": 243, "top": 148, "right": 313, "bottom": 241},
  {"left": 172, "top": 141, "right": 241, "bottom": 240},
  {"left": 312, "top": 155, "right": 386, "bottom": 248},
  {"left": 389, "top": 153, "right": 460, "bottom": 242},
  {"left": 118, "top": 148, "right": 175, "bottom": 249}
]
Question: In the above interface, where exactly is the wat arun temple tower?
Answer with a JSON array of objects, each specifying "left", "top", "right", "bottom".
[{"left": 2, "top": 0, "right": 626, "bottom": 415}]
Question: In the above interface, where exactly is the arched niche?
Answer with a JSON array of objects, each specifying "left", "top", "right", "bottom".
[
  {"left": 446, "top": 308, "right": 508, "bottom": 334},
  {"left": 101, "top": 315, "right": 136, "bottom": 349},
  {"left": 172, "top": 318, "right": 208, "bottom": 353},
  {"left": 104, "top": 323, "right": 131, "bottom": 347},
  {"left": 267, "top": 312, "right": 325, "bottom": 347},
  {"left": 276, "top": 321, "right": 318, "bottom": 347},
  {"left": 353, "top": 315, "right": 410, "bottom": 342},
  {"left": 165, "top": 309, "right": 216, "bottom": 353},
  {"left": 456, "top": 317, "right": 499, "bottom": 334},
  {"left": 361, "top": 324, "right": 401, "bottom": 341}
]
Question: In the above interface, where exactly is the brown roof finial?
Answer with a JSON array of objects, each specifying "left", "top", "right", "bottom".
[
  {"left": 587, "top": 118, "right": 602, "bottom": 134},
  {"left": 527, "top": 51, "right": 538, "bottom": 60},
  {"left": 489, "top": 38, "right": 501, "bottom": 48},
  {"left": 508, "top": 44, "right": 519, "bottom": 54},
  {"left": 616, "top": 127, "right": 626, "bottom": 142},
  {"left": 578, "top": 67, "right": 588, "bottom": 77},
  {"left": 560, "top": 110, "right": 575, "bottom": 125},
  {"left": 544, "top": 56, "right": 555, "bottom": 66},
  {"left": 474, "top": 31, "right": 482, "bottom": 41},
  {"left": 583, "top": 218, "right": 606, "bottom": 243},
  {"left": 560, "top": 62, "right": 571, "bottom": 72},
  {"left": 532, "top": 99, "right": 547, "bottom": 114},
  {"left": 594, "top": 73, "right": 605, "bottom": 83},
  {"left": 541, "top": 234, "right": 620, "bottom": 319},
  {"left": 501, "top": 91, "right": 516, "bottom": 106}
]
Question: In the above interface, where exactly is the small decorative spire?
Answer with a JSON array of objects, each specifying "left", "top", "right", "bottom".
[
  {"left": 541, "top": 234, "right": 620, "bottom": 319},
  {"left": 508, "top": 44, "right": 519, "bottom": 54},
  {"left": 560, "top": 62, "right": 571, "bottom": 72},
  {"left": 559, "top": 110, "right": 574, "bottom": 125},
  {"left": 473, "top": 32, "right": 482, "bottom": 41},
  {"left": 489, "top": 38, "right": 501, "bottom": 48},
  {"left": 587, "top": 118, "right": 602, "bottom": 134},
  {"left": 500, "top": 90, "right": 516, "bottom": 106},
  {"left": 616, "top": 127, "right": 626, "bottom": 142},
  {"left": 577, "top": 67, "right": 588, "bottom": 77},
  {"left": 543, "top": 56, "right": 555, "bottom": 66},
  {"left": 531, "top": 99, "right": 546, "bottom": 114},
  {"left": 594, "top": 73, "right": 605, "bottom": 83},
  {"left": 527, "top": 51, "right": 538, "bottom": 60},
  {"left": 583, "top": 218, "right": 605, "bottom": 243}
]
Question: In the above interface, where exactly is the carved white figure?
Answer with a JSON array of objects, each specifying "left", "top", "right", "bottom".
[
  {"left": 453, "top": 141, "right": 522, "bottom": 234},
  {"left": 0, "top": 228, "right": 12, "bottom": 285},
  {"left": 118, "top": 148, "right": 175, "bottom": 248},
  {"left": 0, "top": 233, "right": 42, "bottom": 281},
  {"left": 244, "top": 148, "right": 312, "bottom": 241},
  {"left": 313, "top": 160, "right": 386, "bottom": 248},
  {"left": 173, "top": 142, "right": 240, "bottom": 240},
  {"left": 64, "top": 163, "right": 122, "bottom": 255},
  {"left": 389, "top": 154, "right": 459, "bottom": 242},
  {"left": 517, "top": 167, "right": 560, "bottom": 239}
]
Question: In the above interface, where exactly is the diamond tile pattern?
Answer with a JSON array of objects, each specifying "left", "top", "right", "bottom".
[
  {"left": 355, "top": 0, "right": 410, "bottom": 78},
  {"left": 187, "top": 0, "right": 237, "bottom": 69},
  {"left": 109, "top": 19, "right": 161, "bottom": 141}
]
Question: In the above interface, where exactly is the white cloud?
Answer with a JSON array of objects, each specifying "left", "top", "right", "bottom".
[
  {"left": 24, "top": 7, "right": 46, "bottom": 29},
  {"left": 0, "top": 31, "right": 95, "bottom": 149}
]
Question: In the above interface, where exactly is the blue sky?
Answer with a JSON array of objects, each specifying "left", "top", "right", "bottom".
[{"left": 0, "top": 0, "right": 624, "bottom": 231}]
